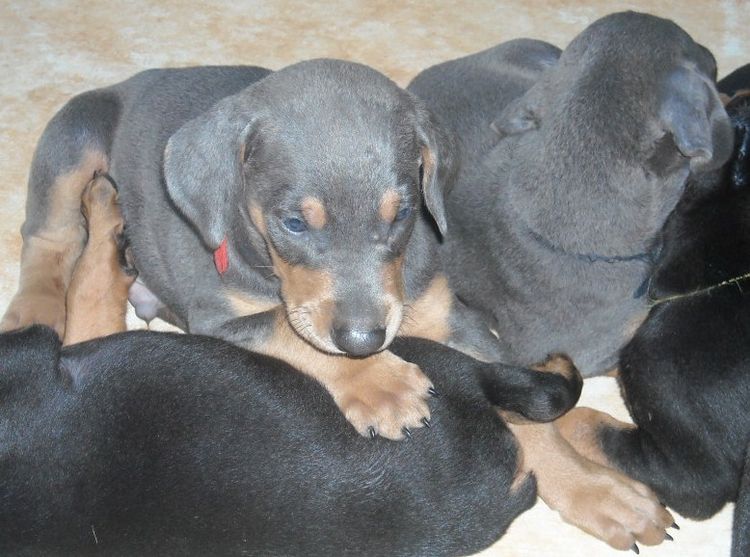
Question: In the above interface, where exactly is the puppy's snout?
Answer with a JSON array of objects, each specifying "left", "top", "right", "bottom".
[{"left": 332, "top": 327, "right": 386, "bottom": 357}]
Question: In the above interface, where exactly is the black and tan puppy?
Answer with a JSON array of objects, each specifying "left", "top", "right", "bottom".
[
  {"left": 557, "top": 69, "right": 750, "bottom": 557},
  {"left": 1, "top": 61, "right": 505, "bottom": 441},
  {"left": 2, "top": 326, "right": 586, "bottom": 557},
  {"left": 0, "top": 175, "right": 585, "bottom": 556}
]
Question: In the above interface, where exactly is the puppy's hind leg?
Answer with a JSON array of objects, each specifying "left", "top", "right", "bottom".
[
  {"left": 63, "top": 174, "right": 135, "bottom": 346},
  {"left": 1, "top": 91, "right": 119, "bottom": 337}
]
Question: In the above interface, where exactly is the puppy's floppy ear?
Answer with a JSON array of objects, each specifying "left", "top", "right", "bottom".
[
  {"left": 659, "top": 66, "right": 733, "bottom": 173},
  {"left": 414, "top": 104, "right": 459, "bottom": 236},
  {"left": 164, "top": 95, "right": 259, "bottom": 250}
]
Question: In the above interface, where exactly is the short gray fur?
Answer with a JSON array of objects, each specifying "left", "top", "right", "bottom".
[{"left": 409, "top": 12, "right": 733, "bottom": 375}]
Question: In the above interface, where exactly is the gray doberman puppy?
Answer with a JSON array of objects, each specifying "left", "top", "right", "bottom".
[
  {"left": 409, "top": 11, "right": 732, "bottom": 551},
  {"left": 2, "top": 60, "right": 504, "bottom": 441}
]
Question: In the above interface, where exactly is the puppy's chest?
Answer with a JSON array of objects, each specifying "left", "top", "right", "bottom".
[{"left": 496, "top": 267, "right": 651, "bottom": 376}]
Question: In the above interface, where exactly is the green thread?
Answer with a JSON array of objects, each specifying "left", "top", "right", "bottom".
[{"left": 648, "top": 271, "right": 750, "bottom": 307}]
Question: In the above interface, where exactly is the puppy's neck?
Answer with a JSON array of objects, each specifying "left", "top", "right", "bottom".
[{"left": 496, "top": 129, "right": 687, "bottom": 259}]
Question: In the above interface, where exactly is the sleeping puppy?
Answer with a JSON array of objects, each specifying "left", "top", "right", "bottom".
[
  {"left": 557, "top": 72, "right": 750, "bottom": 557},
  {"left": 1, "top": 327, "right": 585, "bottom": 557},
  {"left": 0, "top": 60, "right": 507, "bottom": 441},
  {"left": 408, "top": 12, "right": 730, "bottom": 548},
  {"left": 0, "top": 174, "right": 585, "bottom": 556}
]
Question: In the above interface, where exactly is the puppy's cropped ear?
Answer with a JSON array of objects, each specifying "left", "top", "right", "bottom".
[
  {"left": 659, "top": 66, "right": 733, "bottom": 173},
  {"left": 164, "top": 95, "right": 259, "bottom": 249},
  {"left": 415, "top": 105, "right": 459, "bottom": 236},
  {"left": 491, "top": 96, "right": 540, "bottom": 137}
]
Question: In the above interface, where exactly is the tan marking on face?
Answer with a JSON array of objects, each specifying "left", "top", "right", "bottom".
[
  {"left": 224, "top": 289, "right": 278, "bottom": 318},
  {"left": 64, "top": 174, "right": 134, "bottom": 345},
  {"left": 380, "top": 254, "right": 406, "bottom": 345},
  {"left": 301, "top": 196, "right": 327, "bottom": 230},
  {"left": 1, "top": 150, "right": 108, "bottom": 338},
  {"left": 271, "top": 249, "right": 336, "bottom": 350},
  {"left": 378, "top": 189, "right": 401, "bottom": 223},
  {"left": 249, "top": 203, "right": 337, "bottom": 351},
  {"left": 249, "top": 203, "right": 267, "bottom": 234},
  {"left": 398, "top": 274, "right": 452, "bottom": 342}
]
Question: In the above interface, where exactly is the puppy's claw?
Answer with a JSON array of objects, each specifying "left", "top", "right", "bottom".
[
  {"left": 670, "top": 522, "right": 680, "bottom": 530},
  {"left": 665, "top": 533, "right": 674, "bottom": 541},
  {"left": 631, "top": 543, "right": 639, "bottom": 555},
  {"left": 403, "top": 427, "right": 412, "bottom": 439},
  {"left": 421, "top": 417, "right": 431, "bottom": 428},
  {"left": 428, "top": 387, "right": 439, "bottom": 398},
  {"left": 368, "top": 426, "right": 377, "bottom": 440}
]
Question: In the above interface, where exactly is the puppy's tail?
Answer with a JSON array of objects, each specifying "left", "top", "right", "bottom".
[
  {"left": 478, "top": 354, "right": 582, "bottom": 422},
  {"left": 732, "top": 443, "right": 750, "bottom": 557}
]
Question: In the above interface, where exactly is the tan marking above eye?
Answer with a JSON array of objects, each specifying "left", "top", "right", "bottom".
[
  {"left": 249, "top": 203, "right": 267, "bottom": 235},
  {"left": 301, "top": 197, "right": 327, "bottom": 230},
  {"left": 379, "top": 189, "right": 401, "bottom": 222}
]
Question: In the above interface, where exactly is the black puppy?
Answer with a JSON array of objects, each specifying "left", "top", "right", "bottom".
[
  {"left": 557, "top": 66, "right": 750, "bottom": 557},
  {"left": 0, "top": 325, "right": 581, "bottom": 556}
]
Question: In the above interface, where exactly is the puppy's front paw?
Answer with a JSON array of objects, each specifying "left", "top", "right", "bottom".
[
  {"left": 557, "top": 461, "right": 674, "bottom": 551},
  {"left": 333, "top": 351, "right": 433, "bottom": 440}
]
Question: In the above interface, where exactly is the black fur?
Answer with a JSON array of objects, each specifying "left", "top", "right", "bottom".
[
  {"left": 592, "top": 67, "right": 750, "bottom": 556},
  {"left": 0, "top": 327, "right": 581, "bottom": 556}
]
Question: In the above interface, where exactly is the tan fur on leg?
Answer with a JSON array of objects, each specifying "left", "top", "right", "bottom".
[
  {"left": 556, "top": 406, "right": 635, "bottom": 467},
  {"left": 509, "top": 421, "right": 673, "bottom": 551},
  {"left": 63, "top": 175, "right": 134, "bottom": 345},
  {"left": 1, "top": 151, "right": 107, "bottom": 337}
]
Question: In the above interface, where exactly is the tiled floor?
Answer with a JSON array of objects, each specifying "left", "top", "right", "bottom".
[{"left": 1, "top": 1, "right": 746, "bottom": 555}]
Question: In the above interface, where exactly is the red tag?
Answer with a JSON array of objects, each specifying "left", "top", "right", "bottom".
[{"left": 213, "top": 237, "right": 229, "bottom": 275}]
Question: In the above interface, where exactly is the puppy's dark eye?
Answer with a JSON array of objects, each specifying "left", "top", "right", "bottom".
[
  {"left": 282, "top": 217, "right": 307, "bottom": 233},
  {"left": 394, "top": 206, "right": 412, "bottom": 222}
]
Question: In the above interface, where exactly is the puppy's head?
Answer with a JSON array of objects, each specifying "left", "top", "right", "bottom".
[
  {"left": 164, "top": 60, "right": 456, "bottom": 356},
  {"left": 493, "top": 12, "right": 733, "bottom": 253}
]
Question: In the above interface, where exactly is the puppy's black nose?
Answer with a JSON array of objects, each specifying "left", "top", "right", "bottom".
[{"left": 332, "top": 327, "right": 386, "bottom": 356}]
